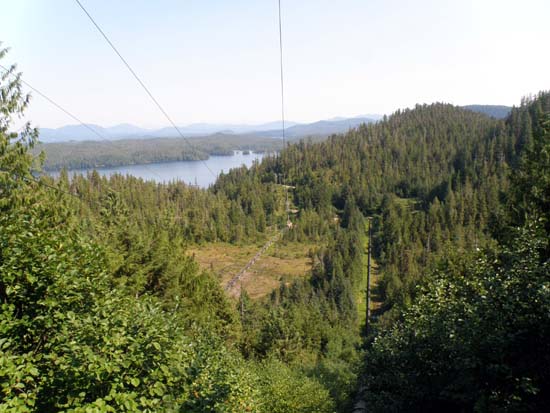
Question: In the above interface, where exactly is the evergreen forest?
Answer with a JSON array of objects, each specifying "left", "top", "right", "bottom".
[{"left": 1, "top": 48, "right": 550, "bottom": 412}]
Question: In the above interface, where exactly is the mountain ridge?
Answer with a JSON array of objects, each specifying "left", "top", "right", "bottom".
[
  {"left": 37, "top": 116, "right": 379, "bottom": 143},
  {"left": 35, "top": 105, "right": 511, "bottom": 143},
  {"left": 462, "top": 104, "right": 512, "bottom": 119}
]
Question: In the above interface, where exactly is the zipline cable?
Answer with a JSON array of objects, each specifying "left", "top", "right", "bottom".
[
  {"left": 74, "top": 0, "right": 217, "bottom": 179},
  {"left": 0, "top": 167, "right": 82, "bottom": 200},
  {"left": 225, "top": 0, "right": 292, "bottom": 293},
  {"left": 277, "top": 0, "right": 290, "bottom": 223},
  {"left": 278, "top": 0, "right": 286, "bottom": 152},
  {"left": 0, "top": 64, "right": 110, "bottom": 143}
]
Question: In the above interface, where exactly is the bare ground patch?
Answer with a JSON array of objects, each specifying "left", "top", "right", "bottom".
[{"left": 187, "top": 241, "right": 315, "bottom": 299}]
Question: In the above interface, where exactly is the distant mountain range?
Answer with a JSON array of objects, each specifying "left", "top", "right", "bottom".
[
  {"left": 37, "top": 116, "right": 382, "bottom": 143},
  {"left": 462, "top": 105, "right": 512, "bottom": 119},
  {"left": 36, "top": 106, "right": 511, "bottom": 143},
  {"left": 252, "top": 117, "right": 378, "bottom": 138}
]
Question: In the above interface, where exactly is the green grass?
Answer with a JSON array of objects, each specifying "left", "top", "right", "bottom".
[
  {"left": 394, "top": 196, "right": 421, "bottom": 209},
  {"left": 188, "top": 240, "right": 315, "bottom": 299}
]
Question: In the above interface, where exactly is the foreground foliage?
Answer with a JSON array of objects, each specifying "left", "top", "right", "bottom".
[
  {"left": 364, "top": 229, "right": 550, "bottom": 411},
  {"left": 0, "top": 50, "right": 336, "bottom": 412}
]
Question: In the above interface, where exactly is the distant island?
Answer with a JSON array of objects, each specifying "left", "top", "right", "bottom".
[{"left": 34, "top": 134, "right": 281, "bottom": 171}]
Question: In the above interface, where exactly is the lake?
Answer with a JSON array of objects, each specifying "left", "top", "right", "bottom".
[{"left": 49, "top": 151, "right": 266, "bottom": 188}]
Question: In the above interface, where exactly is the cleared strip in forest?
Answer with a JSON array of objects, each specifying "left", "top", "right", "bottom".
[{"left": 224, "top": 228, "right": 287, "bottom": 292}]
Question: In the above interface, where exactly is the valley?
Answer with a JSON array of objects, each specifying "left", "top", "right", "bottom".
[
  {"left": 1, "top": 5, "right": 549, "bottom": 408},
  {"left": 4, "top": 90, "right": 549, "bottom": 412}
]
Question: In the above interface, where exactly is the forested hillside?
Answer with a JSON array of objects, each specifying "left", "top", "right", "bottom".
[
  {"left": 362, "top": 94, "right": 550, "bottom": 412},
  {"left": 2, "top": 45, "right": 550, "bottom": 412}
]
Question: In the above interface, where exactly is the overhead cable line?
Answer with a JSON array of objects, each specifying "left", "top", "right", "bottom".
[
  {"left": 0, "top": 63, "right": 109, "bottom": 143},
  {"left": 24, "top": 174, "right": 82, "bottom": 199},
  {"left": 74, "top": 0, "right": 217, "bottom": 179},
  {"left": 278, "top": 0, "right": 286, "bottom": 151},
  {"left": 225, "top": 1, "right": 292, "bottom": 294},
  {"left": 277, "top": 0, "right": 290, "bottom": 222},
  {"left": 1, "top": 167, "right": 87, "bottom": 202},
  {"left": 0, "top": 63, "right": 165, "bottom": 181}
]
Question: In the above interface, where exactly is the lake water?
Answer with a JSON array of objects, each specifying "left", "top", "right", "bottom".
[{"left": 50, "top": 151, "right": 266, "bottom": 188}]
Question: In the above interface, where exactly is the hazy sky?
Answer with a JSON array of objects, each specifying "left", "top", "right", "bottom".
[{"left": 2, "top": 0, "right": 549, "bottom": 128}]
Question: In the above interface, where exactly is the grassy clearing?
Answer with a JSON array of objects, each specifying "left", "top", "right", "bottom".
[
  {"left": 188, "top": 240, "right": 315, "bottom": 300},
  {"left": 394, "top": 196, "right": 421, "bottom": 210}
]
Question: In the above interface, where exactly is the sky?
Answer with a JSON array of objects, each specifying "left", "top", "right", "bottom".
[{"left": 1, "top": 0, "right": 549, "bottom": 129}]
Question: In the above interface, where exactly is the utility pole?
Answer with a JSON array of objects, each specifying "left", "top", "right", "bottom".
[{"left": 366, "top": 216, "right": 372, "bottom": 334}]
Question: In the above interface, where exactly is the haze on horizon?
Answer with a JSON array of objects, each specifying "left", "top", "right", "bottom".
[{"left": 1, "top": 0, "right": 549, "bottom": 129}]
